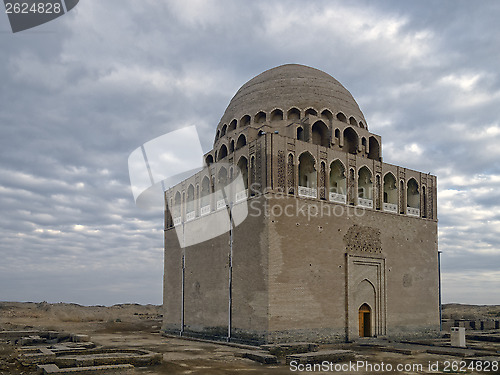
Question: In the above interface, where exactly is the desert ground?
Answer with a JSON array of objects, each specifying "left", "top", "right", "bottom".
[{"left": 1, "top": 302, "right": 499, "bottom": 374}]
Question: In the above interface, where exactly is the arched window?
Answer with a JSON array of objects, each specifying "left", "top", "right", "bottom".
[
  {"left": 229, "top": 140, "right": 235, "bottom": 153},
  {"left": 321, "top": 109, "right": 333, "bottom": 122},
  {"left": 311, "top": 121, "right": 329, "bottom": 147},
  {"left": 337, "top": 112, "right": 347, "bottom": 123},
  {"left": 270, "top": 109, "right": 283, "bottom": 121},
  {"left": 383, "top": 173, "right": 397, "bottom": 213},
  {"left": 218, "top": 144, "right": 228, "bottom": 161},
  {"left": 287, "top": 107, "right": 301, "bottom": 120},
  {"left": 297, "top": 126, "right": 304, "bottom": 141},
  {"left": 215, "top": 130, "right": 220, "bottom": 141},
  {"left": 229, "top": 119, "right": 237, "bottom": 132},
  {"left": 205, "top": 154, "right": 214, "bottom": 166},
  {"left": 334, "top": 128, "right": 340, "bottom": 139},
  {"left": 329, "top": 160, "right": 346, "bottom": 203},
  {"left": 255, "top": 111, "right": 266, "bottom": 124},
  {"left": 218, "top": 167, "right": 227, "bottom": 187},
  {"left": 173, "top": 191, "right": 182, "bottom": 221},
  {"left": 216, "top": 167, "right": 228, "bottom": 209},
  {"left": 186, "top": 184, "right": 195, "bottom": 219},
  {"left": 349, "top": 116, "right": 357, "bottom": 126},
  {"left": 298, "top": 152, "right": 317, "bottom": 198},
  {"left": 343, "top": 127, "right": 359, "bottom": 154},
  {"left": 240, "top": 115, "right": 251, "bottom": 127},
  {"left": 407, "top": 178, "right": 420, "bottom": 216},
  {"left": 237, "top": 156, "right": 248, "bottom": 192},
  {"left": 422, "top": 186, "right": 427, "bottom": 218},
  {"left": 359, "top": 121, "right": 366, "bottom": 129},
  {"left": 368, "top": 137, "right": 380, "bottom": 160},
  {"left": 358, "top": 166, "right": 373, "bottom": 207},
  {"left": 201, "top": 176, "right": 210, "bottom": 212},
  {"left": 361, "top": 137, "right": 367, "bottom": 148},
  {"left": 221, "top": 124, "right": 227, "bottom": 136},
  {"left": 235, "top": 134, "right": 246, "bottom": 150},
  {"left": 305, "top": 108, "right": 317, "bottom": 117}
]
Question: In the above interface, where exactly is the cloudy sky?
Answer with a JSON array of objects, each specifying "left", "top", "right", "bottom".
[{"left": 1, "top": 0, "right": 499, "bottom": 306}]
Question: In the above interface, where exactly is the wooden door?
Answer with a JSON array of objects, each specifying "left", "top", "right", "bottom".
[{"left": 358, "top": 303, "right": 371, "bottom": 337}]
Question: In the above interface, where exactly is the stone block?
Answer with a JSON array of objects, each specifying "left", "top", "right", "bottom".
[
  {"left": 37, "top": 363, "right": 134, "bottom": 374},
  {"left": 0, "top": 330, "right": 39, "bottom": 340},
  {"left": 19, "top": 335, "right": 44, "bottom": 346},
  {"left": 38, "top": 364, "right": 60, "bottom": 373},
  {"left": 481, "top": 321, "right": 495, "bottom": 330},
  {"left": 261, "top": 342, "right": 319, "bottom": 356},
  {"left": 75, "top": 357, "right": 95, "bottom": 367},
  {"left": 441, "top": 320, "right": 453, "bottom": 332},
  {"left": 378, "top": 346, "right": 415, "bottom": 355},
  {"left": 72, "top": 335, "right": 90, "bottom": 342},
  {"left": 242, "top": 351, "right": 278, "bottom": 364}
]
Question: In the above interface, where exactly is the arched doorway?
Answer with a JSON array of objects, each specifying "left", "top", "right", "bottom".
[{"left": 358, "top": 303, "right": 372, "bottom": 337}]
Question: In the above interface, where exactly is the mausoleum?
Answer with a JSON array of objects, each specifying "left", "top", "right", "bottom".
[{"left": 162, "top": 64, "right": 439, "bottom": 344}]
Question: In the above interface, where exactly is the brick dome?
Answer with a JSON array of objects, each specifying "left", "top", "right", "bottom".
[{"left": 216, "top": 64, "right": 367, "bottom": 139}]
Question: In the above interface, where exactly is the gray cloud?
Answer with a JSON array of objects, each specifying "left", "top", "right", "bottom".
[{"left": 0, "top": 0, "right": 499, "bottom": 305}]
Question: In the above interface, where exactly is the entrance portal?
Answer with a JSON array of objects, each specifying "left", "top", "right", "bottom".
[{"left": 358, "top": 303, "right": 372, "bottom": 337}]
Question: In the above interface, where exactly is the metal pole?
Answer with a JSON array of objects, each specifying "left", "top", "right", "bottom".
[
  {"left": 181, "top": 223, "right": 185, "bottom": 336},
  {"left": 163, "top": 187, "right": 167, "bottom": 336},
  {"left": 227, "top": 202, "right": 233, "bottom": 342},
  {"left": 438, "top": 250, "right": 442, "bottom": 332}
]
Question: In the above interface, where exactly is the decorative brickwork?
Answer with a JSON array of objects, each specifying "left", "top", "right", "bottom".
[
  {"left": 343, "top": 225, "right": 382, "bottom": 254},
  {"left": 250, "top": 156, "right": 255, "bottom": 194},
  {"left": 320, "top": 162, "right": 326, "bottom": 200},
  {"left": 399, "top": 180, "right": 405, "bottom": 214},
  {"left": 428, "top": 184, "right": 434, "bottom": 219},
  {"left": 375, "top": 174, "right": 381, "bottom": 210},
  {"left": 287, "top": 153, "right": 295, "bottom": 195},
  {"left": 277, "top": 150, "right": 286, "bottom": 191},
  {"left": 256, "top": 146, "right": 263, "bottom": 193},
  {"left": 348, "top": 168, "right": 355, "bottom": 205}
]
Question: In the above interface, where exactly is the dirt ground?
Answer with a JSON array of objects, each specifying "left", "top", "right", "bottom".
[{"left": 1, "top": 302, "right": 499, "bottom": 374}]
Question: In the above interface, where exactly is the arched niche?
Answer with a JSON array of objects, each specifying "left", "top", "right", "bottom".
[
  {"left": 329, "top": 160, "right": 347, "bottom": 204},
  {"left": 270, "top": 108, "right": 283, "bottom": 121},
  {"left": 200, "top": 176, "right": 211, "bottom": 210},
  {"left": 383, "top": 173, "right": 397, "bottom": 213},
  {"left": 343, "top": 127, "right": 359, "bottom": 155},
  {"left": 311, "top": 121, "right": 329, "bottom": 147},
  {"left": 407, "top": 178, "right": 420, "bottom": 216},
  {"left": 235, "top": 134, "right": 246, "bottom": 150},
  {"left": 218, "top": 144, "right": 228, "bottom": 161},
  {"left": 298, "top": 152, "right": 317, "bottom": 198},
  {"left": 240, "top": 115, "right": 251, "bottom": 127},
  {"left": 368, "top": 136, "right": 380, "bottom": 160},
  {"left": 186, "top": 184, "right": 195, "bottom": 218},
  {"left": 287, "top": 107, "right": 301, "bottom": 120},
  {"left": 358, "top": 166, "right": 373, "bottom": 207},
  {"left": 237, "top": 156, "right": 248, "bottom": 191}
]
